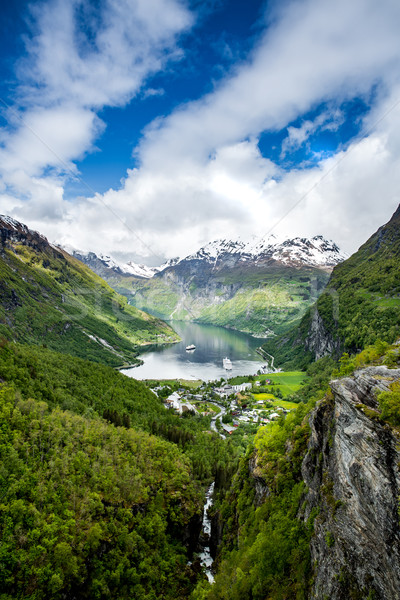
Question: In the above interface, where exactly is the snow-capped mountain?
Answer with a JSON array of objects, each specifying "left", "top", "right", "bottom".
[
  {"left": 70, "top": 250, "right": 180, "bottom": 279},
  {"left": 171, "top": 235, "right": 346, "bottom": 271},
  {"left": 69, "top": 233, "right": 346, "bottom": 337},
  {"left": 71, "top": 234, "right": 345, "bottom": 284}
]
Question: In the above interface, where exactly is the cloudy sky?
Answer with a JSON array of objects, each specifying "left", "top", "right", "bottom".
[{"left": 0, "top": 0, "right": 400, "bottom": 264}]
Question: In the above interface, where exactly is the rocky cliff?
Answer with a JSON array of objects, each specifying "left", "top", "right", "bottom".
[
  {"left": 302, "top": 366, "right": 400, "bottom": 599},
  {"left": 263, "top": 203, "right": 400, "bottom": 368},
  {"left": 207, "top": 363, "right": 400, "bottom": 599},
  {"left": 304, "top": 307, "right": 342, "bottom": 361}
]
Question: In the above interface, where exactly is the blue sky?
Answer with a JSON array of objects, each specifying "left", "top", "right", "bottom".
[{"left": 0, "top": 0, "right": 400, "bottom": 263}]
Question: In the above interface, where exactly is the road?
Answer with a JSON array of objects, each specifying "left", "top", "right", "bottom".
[{"left": 209, "top": 402, "right": 227, "bottom": 439}]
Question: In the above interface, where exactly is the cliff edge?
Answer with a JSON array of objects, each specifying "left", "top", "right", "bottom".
[{"left": 302, "top": 366, "right": 400, "bottom": 599}]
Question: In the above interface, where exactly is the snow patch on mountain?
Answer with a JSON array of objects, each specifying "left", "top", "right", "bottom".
[
  {"left": 181, "top": 235, "right": 346, "bottom": 268},
  {"left": 68, "top": 249, "right": 181, "bottom": 279},
  {"left": 0, "top": 214, "right": 43, "bottom": 239},
  {"left": 68, "top": 234, "right": 346, "bottom": 279}
]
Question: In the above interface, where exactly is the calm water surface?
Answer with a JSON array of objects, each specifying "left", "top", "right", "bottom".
[{"left": 122, "top": 321, "right": 266, "bottom": 381}]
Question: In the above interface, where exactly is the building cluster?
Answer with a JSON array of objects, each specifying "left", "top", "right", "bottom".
[
  {"left": 164, "top": 391, "right": 197, "bottom": 414},
  {"left": 154, "top": 377, "right": 291, "bottom": 431},
  {"left": 213, "top": 382, "right": 252, "bottom": 398}
]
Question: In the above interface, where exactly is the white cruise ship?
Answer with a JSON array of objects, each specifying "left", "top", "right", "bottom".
[
  {"left": 223, "top": 357, "right": 232, "bottom": 370},
  {"left": 185, "top": 344, "right": 196, "bottom": 351}
]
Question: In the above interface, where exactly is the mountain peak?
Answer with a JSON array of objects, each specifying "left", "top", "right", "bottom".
[
  {"left": 180, "top": 234, "right": 346, "bottom": 269},
  {"left": 0, "top": 214, "right": 54, "bottom": 252}
]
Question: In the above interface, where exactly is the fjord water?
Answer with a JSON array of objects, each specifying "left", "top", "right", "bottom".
[{"left": 122, "top": 321, "right": 266, "bottom": 381}]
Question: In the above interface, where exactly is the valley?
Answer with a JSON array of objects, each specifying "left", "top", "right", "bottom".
[
  {"left": 2, "top": 1, "right": 400, "bottom": 597},
  {"left": 1, "top": 207, "right": 400, "bottom": 600},
  {"left": 75, "top": 235, "right": 345, "bottom": 337},
  {"left": 0, "top": 216, "right": 178, "bottom": 367}
]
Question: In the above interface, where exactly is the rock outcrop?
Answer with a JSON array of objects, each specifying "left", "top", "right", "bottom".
[
  {"left": 302, "top": 367, "right": 400, "bottom": 599},
  {"left": 304, "top": 307, "right": 342, "bottom": 361}
]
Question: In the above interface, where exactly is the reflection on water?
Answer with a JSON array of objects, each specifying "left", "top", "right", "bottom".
[{"left": 122, "top": 321, "right": 266, "bottom": 381}]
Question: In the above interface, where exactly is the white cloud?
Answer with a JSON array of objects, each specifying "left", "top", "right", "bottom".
[
  {"left": 19, "top": 0, "right": 192, "bottom": 108},
  {"left": 1, "top": 0, "right": 400, "bottom": 261},
  {"left": 280, "top": 109, "right": 344, "bottom": 157},
  {"left": 0, "top": 0, "right": 192, "bottom": 221}
]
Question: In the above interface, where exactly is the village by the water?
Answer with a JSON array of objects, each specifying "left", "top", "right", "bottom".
[{"left": 146, "top": 356, "right": 305, "bottom": 437}]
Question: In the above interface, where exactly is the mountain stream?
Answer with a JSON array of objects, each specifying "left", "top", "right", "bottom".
[{"left": 199, "top": 481, "right": 215, "bottom": 583}]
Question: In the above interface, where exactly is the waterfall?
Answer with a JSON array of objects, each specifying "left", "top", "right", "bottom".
[{"left": 199, "top": 481, "right": 215, "bottom": 583}]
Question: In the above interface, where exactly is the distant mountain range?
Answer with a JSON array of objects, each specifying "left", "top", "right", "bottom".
[
  {"left": 73, "top": 234, "right": 346, "bottom": 279},
  {"left": 0, "top": 215, "right": 178, "bottom": 366},
  {"left": 73, "top": 234, "right": 346, "bottom": 337},
  {"left": 70, "top": 249, "right": 180, "bottom": 279}
]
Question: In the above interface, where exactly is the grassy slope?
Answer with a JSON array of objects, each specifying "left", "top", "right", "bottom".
[
  {"left": 0, "top": 241, "right": 178, "bottom": 366},
  {"left": 263, "top": 205, "right": 400, "bottom": 368},
  {"left": 116, "top": 266, "right": 330, "bottom": 336}
]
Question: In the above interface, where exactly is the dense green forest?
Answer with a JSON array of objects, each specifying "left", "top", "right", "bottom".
[
  {"left": 0, "top": 340, "right": 244, "bottom": 598},
  {"left": 0, "top": 341, "right": 238, "bottom": 484},
  {"left": 0, "top": 218, "right": 178, "bottom": 366},
  {"left": 0, "top": 384, "right": 200, "bottom": 599}
]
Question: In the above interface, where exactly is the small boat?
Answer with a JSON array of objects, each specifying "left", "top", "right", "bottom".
[
  {"left": 186, "top": 344, "right": 196, "bottom": 351},
  {"left": 223, "top": 357, "right": 232, "bottom": 370}
]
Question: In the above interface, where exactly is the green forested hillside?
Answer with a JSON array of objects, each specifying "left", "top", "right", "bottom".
[
  {"left": 0, "top": 384, "right": 200, "bottom": 600},
  {"left": 0, "top": 341, "right": 234, "bottom": 483},
  {"left": 0, "top": 217, "right": 178, "bottom": 366},
  {"left": 0, "top": 340, "right": 241, "bottom": 599},
  {"left": 263, "top": 205, "right": 400, "bottom": 368}
]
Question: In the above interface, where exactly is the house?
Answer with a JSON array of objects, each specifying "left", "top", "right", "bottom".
[
  {"left": 165, "top": 392, "right": 197, "bottom": 415},
  {"left": 214, "top": 384, "right": 234, "bottom": 398},
  {"left": 232, "top": 383, "right": 252, "bottom": 393},
  {"left": 222, "top": 423, "right": 236, "bottom": 434},
  {"left": 165, "top": 391, "right": 181, "bottom": 409},
  {"left": 181, "top": 402, "right": 197, "bottom": 414},
  {"left": 269, "top": 412, "right": 280, "bottom": 419}
]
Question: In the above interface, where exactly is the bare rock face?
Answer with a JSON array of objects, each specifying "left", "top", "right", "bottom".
[
  {"left": 304, "top": 308, "right": 342, "bottom": 360},
  {"left": 248, "top": 454, "right": 270, "bottom": 507},
  {"left": 302, "top": 367, "right": 400, "bottom": 599}
]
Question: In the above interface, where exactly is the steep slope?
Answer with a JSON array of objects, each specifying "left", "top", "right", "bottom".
[
  {"left": 0, "top": 340, "right": 238, "bottom": 598},
  {"left": 302, "top": 365, "right": 400, "bottom": 599},
  {"left": 0, "top": 216, "right": 178, "bottom": 366},
  {"left": 265, "top": 205, "right": 400, "bottom": 367},
  {"left": 78, "top": 236, "right": 345, "bottom": 337},
  {"left": 0, "top": 385, "right": 201, "bottom": 600},
  {"left": 198, "top": 343, "right": 400, "bottom": 600}
]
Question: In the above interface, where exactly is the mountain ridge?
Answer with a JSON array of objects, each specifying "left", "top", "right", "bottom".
[
  {"left": 263, "top": 204, "right": 400, "bottom": 367},
  {"left": 72, "top": 234, "right": 346, "bottom": 280},
  {"left": 0, "top": 215, "right": 178, "bottom": 366},
  {"left": 73, "top": 234, "right": 346, "bottom": 337}
]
